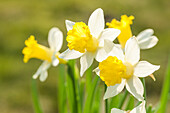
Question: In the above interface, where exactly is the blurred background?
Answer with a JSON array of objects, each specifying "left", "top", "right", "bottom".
[{"left": 0, "top": 0, "right": 170, "bottom": 112}]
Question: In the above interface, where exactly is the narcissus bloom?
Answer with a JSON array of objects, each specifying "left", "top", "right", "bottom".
[
  {"left": 94, "top": 37, "right": 160, "bottom": 101},
  {"left": 111, "top": 101, "right": 146, "bottom": 113},
  {"left": 22, "top": 28, "right": 66, "bottom": 82},
  {"left": 107, "top": 15, "right": 134, "bottom": 48},
  {"left": 107, "top": 15, "right": 158, "bottom": 49},
  {"left": 59, "top": 8, "right": 120, "bottom": 76}
]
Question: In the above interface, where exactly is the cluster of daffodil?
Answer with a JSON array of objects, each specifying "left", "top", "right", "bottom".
[{"left": 22, "top": 8, "right": 160, "bottom": 113}]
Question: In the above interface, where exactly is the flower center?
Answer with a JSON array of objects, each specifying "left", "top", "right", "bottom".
[
  {"left": 22, "top": 35, "right": 66, "bottom": 64},
  {"left": 99, "top": 56, "right": 133, "bottom": 86},
  {"left": 106, "top": 15, "right": 134, "bottom": 48},
  {"left": 123, "top": 62, "right": 134, "bottom": 79},
  {"left": 66, "top": 22, "right": 99, "bottom": 53}
]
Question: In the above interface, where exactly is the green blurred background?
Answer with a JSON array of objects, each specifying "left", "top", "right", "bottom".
[{"left": 0, "top": 0, "right": 169, "bottom": 112}]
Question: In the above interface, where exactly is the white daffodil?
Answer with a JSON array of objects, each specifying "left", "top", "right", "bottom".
[
  {"left": 94, "top": 37, "right": 160, "bottom": 101},
  {"left": 59, "top": 8, "right": 120, "bottom": 76},
  {"left": 107, "top": 15, "right": 158, "bottom": 49},
  {"left": 111, "top": 101, "right": 146, "bottom": 113},
  {"left": 22, "top": 27, "right": 66, "bottom": 82}
]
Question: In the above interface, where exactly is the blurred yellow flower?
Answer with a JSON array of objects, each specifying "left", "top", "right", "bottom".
[
  {"left": 106, "top": 15, "right": 134, "bottom": 48},
  {"left": 22, "top": 28, "right": 66, "bottom": 82},
  {"left": 22, "top": 35, "right": 53, "bottom": 63}
]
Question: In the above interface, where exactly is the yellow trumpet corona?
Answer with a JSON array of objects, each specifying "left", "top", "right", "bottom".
[
  {"left": 66, "top": 22, "right": 99, "bottom": 53},
  {"left": 22, "top": 35, "right": 66, "bottom": 64},
  {"left": 99, "top": 56, "right": 133, "bottom": 86},
  {"left": 106, "top": 15, "right": 134, "bottom": 48}
]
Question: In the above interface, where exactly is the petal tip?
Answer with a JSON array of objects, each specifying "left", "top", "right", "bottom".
[
  {"left": 95, "top": 8, "right": 103, "bottom": 12},
  {"left": 32, "top": 75, "right": 37, "bottom": 79}
]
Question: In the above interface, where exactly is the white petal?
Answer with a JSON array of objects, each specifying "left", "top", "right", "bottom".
[
  {"left": 80, "top": 52, "right": 95, "bottom": 77},
  {"left": 111, "top": 108, "right": 125, "bottom": 113},
  {"left": 88, "top": 8, "right": 104, "bottom": 38},
  {"left": 114, "top": 44, "right": 122, "bottom": 48},
  {"left": 134, "top": 61, "right": 160, "bottom": 77},
  {"left": 131, "top": 101, "right": 146, "bottom": 113},
  {"left": 138, "top": 36, "right": 158, "bottom": 49},
  {"left": 95, "top": 48, "right": 108, "bottom": 62},
  {"left": 32, "top": 61, "right": 51, "bottom": 79},
  {"left": 51, "top": 51, "right": 60, "bottom": 66},
  {"left": 59, "top": 49, "right": 83, "bottom": 60},
  {"left": 136, "top": 29, "right": 154, "bottom": 41},
  {"left": 104, "top": 79, "right": 125, "bottom": 99},
  {"left": 93, "top": 67, "right": 100, "bottom": 76},
  {"left": 52, "top": 57, "right": 59, "bottom": 67},
  {"left": 126, "top": 76, "right": 144, "bottom": 101},
  {"left": 109, "top": 44, "right": 124, "bottom": 62},
  {"left": 96, "top": 40, "right": 115, "bottom": 62},
  {"left": 48, "top": 27, "right": 63, "bottom": 52},
  {"left": 99, "top": 28, "right": 121, "bottom": 46},
  {"left": 125, "top": 37, "right": 140, "bottom": 65},
  {"left": 40, "top": 71, "right": 48, "bottom": 82},
  {"left": 41, "top": 61, "right": 51, "bottom": 71},
  {"left": 103, "top": 40, "right": 114, "bottom": 53},
  {"left": 65, "top": 20, "right": 75, "bottom": 31}
]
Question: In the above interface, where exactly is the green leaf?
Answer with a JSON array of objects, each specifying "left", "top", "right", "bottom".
[
  {"left": 118, "top": 90, "right": 128, "bottom": 109},
  {"left": 105, "top": 84, "right": 109, "bottom": 113},
  {"left": 31, "top": 79, "right": 43, "bottom": 113},
  {"left": 108, "top": 93, "right": 124, "bottom": 113},
  {"left": 92, "top": 86, "right": 102, "bottom": 113},
  {"left": 80, "top": 78, "right": 85, "bottom": 110},
  {"left": 108, "top": 95, "right": 120, "bottom": 112},
  {"left": 66, "top": 60, "right": 78, "bottom": 113},
  {"left": 86, "top": 66, "right": 92, "bottom": 93},
  {"left": 147, "top": 104, "right": 152, "bottom": 113},
  {"left": 83, "top": 76, "right": 100, "bottom": 113},
  {"left": 66, "top": 60, "right": 82, "bottom": 113},
  {"left": 74, "top": 63, "right": 82, "bottom": 113},
  {"left": 57, "top": 64, "right": 67, "bottom": 113},
  {"left": 157, "top": 56, "right": 170, "bottom": 113},
  {"left": 125, "top": 95, "right": 134, "bottom": 111}
]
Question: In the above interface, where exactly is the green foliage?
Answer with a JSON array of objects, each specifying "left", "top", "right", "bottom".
[
  {"left": 57, "top": 64, "right": 67, "bottom": 113},
  {"left": 0, "top": 0, "right": 170, "bottom": 112},
  {"left": 125, "top": 95, "right": 135, "bottom": 111},
  {"left": 157, "top": 56, "right": 170, "bottom": 113},
  {"left": 83, "top": 76, "right": 100, "bottom": 113},
  {"left": 31, "top": 79, "right": 43, "bottom": 113}
]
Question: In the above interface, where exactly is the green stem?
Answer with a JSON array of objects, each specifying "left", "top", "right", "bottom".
[
  {"left": 125, "top": 95, "right": 134, "bottom": 111},
  {"left": 86, "top": 66, "right": 92, "bottom": 93},
  {"left": 67, "top": 60, "right": 78, "bottom": 113},
  {"left": 31, "top": 79, "right": 43, "bottom": 113},
  {"left": 58, "top": 64, "right": 67, "bottom": 113},
  {"left": 146, "top": 104, "right": 152, "bottom": 113},
  {"left": 83, "top": 76, "right": 99, "bottom": 113},
  {"left": 74, "top": 64, "right": 82, "bottom": 113},
  {"left": 141, "top": 78, "right": 147, "bottom": 108},
  {"left": 118, "top": 90, "right": 128, "bottom": 109},
  {"left": 157, "top": 56, "right": 170, "bottom": 113},
  {"left": 105, "top": 84, "right": 108, "bottom": 113}
]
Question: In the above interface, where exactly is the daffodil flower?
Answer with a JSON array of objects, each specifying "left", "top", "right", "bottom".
[
  {"left": 22, "top": 27, "right": 66, "bottom": 82},
  {"left": 94, "top": 37, "right": 160, "bottom": 101},
  {"left": 59, "top": 8, "right": 120, "bottom": 76},
  {"left": 107, "top": 15, "right": 158, "bottom": 49},
  {"left": 111, "top": 101, "right": 146, "bottom": 113}
]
